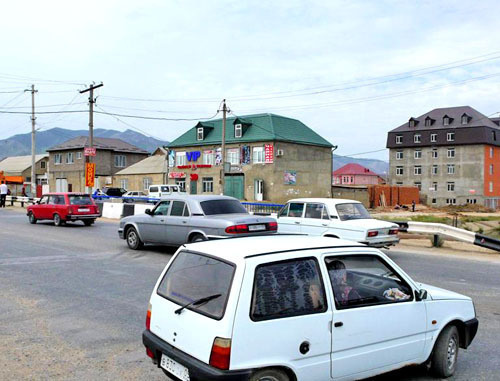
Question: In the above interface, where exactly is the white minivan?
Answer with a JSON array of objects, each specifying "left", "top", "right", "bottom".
[
  {"left": 143, "top": 235, "right": 478, "bottom": 381},
  {"left": 148, "top": 184, "right": 186, "bottom": 199},
  {"left": 278, "top": 198, "right": 400, "bottom": 247}
]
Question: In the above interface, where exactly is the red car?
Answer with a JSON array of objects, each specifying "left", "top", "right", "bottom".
[{"left": 27, "top": 192, "right": 100, "bottom": 226}]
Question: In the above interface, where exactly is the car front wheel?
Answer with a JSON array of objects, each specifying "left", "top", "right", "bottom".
[
  {"left": 431, "top": 325, "right": 459, "bottom": 378},
  {"left": 249, "top": 368, "right": 290, "bottom": 381},
  {"left": 53, "top": 213, "right": 64, "bottom": 226},
  {"left": 126, "top": 227, "right": 143, "bottom": 250},
  {"left": 28, "top": 212, "right": 37, "bottom": 224}
]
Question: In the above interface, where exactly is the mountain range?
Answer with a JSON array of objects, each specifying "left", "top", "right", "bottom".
[{"left": 0, "top": 128, "right": 169, "bottom": 159}]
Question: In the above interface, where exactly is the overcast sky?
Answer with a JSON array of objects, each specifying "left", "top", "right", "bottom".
[{"left": 1, "top": 0, "right": 500, "bottom": 160}]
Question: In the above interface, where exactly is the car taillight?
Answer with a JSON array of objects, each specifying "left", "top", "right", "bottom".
[
  {"left": 146, "top": 303, "right": 152, "bottom": 330},
  {"left": 146, "top": 347, "right": 155, "bottom": 359},
  {"left": 389, "top": 228, "right": 399, "bottom": 235},
  {"left": 367, "top": 230, "right": 379, "bottom": 237},
  {"left": 209, "top": 337, "right": 231, "bottom": 370},
  {"left": 267, "top": 222, "right": 278, "bottom": 231},
  {"left": 225, "top": 224, "right": 249, "bottom": 234}
]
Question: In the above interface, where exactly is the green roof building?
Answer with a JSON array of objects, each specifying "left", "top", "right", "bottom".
[{"left": 166, "top": 113, "right": 333, "bottom": 203}]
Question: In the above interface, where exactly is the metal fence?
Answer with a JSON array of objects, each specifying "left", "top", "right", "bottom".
[{"left": 241, "top": 202, "right": 284, "bottom": 215}]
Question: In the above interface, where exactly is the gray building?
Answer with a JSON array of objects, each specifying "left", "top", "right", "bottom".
[{"left": 386, "top": 106, "right": 500, "bottom": 208}]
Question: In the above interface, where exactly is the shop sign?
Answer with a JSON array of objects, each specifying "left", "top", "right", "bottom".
[
  {"left": 84, "top": 147, "right": 96, "bottom": 156},
  {"left": 177, "top": 164, "right": 212, "bottom": 169},
  {"left": 187, "top": 151, "right": 201, "bottom": 162},
  {"left": 190, "top": 173, "right": 199, "bottom": 181},
  {"left": 265, "top": 144, "right": 274, "bottom": 163},
  {"left": 168, "top": 172, "right": 186, "bottom": 179},
  {"left": 85, "top": 163, "right": 96, "bottom": 187}
]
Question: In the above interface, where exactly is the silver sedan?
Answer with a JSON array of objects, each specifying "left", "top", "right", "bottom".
[{"left": 118, "top": 195, "right": 277, "bottom": 249}]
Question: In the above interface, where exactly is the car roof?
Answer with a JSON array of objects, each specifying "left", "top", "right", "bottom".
[
  {"left": 159, "top": 194, "right": 237, "bottom": 202},
  {"left": 42, "top": 192, "right": 89, "bottom": 196},
  {"left": 288, "top": 198, "right": 362, "bottom": 205},
  {"left": 183, "top": 235, "right": 366, "bottom": 264}
]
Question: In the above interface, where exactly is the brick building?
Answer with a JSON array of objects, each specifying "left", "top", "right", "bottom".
[
  {"left": 166, "top": 113, "right": 334, "bottom": 204},
  {"left": 386, "top": 106, "right": 500, "bottom": 207},
  {"left": 47, "top": 137, "right": 149, "bottom": 192}
]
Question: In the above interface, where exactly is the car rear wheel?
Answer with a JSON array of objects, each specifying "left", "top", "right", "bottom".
[
  {"left": 431, "top": 325, "right": 459, "bottom": 378},
  {"left": 53, "top": 213, "right": 64, "bottom": 226},
  {"left": 28, "top": 212, "right": 37, "bottom": 224},
  {"left": 126, "top": 227, "right": 143, "bottom": 250},
  {"left": 249, "top": 368, "right": 290, "bottom": 381},
  {"left": 83, "top": 219, "right": 94, "bottom": 226},
  {"left": 189, "top": 233, "right": 207, "bottom": 243}
]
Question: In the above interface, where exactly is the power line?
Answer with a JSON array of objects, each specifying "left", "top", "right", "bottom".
[{"left": 0, "top": 102, "right": 87, "bottom": 109}]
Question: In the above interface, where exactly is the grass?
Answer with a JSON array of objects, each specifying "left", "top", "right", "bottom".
[{"left": 376, "top": 215, "right": 451, "bottom": 224}]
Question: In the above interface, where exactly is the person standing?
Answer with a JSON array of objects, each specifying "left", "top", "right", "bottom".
[{"left": 0, "top": 181, "right": 8, "bottom": 208}]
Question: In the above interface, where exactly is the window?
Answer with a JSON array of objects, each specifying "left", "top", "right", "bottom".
[
  {"left": 430, "top": 133, "right": 437, "bottom": 143},
  {"left": 235, "top": 124, "right": 242, "bottom": 138},
  {"left": 66, "top": 152, "right": 74, "bottom": 164},
  {"left": 200, "top": 199, "right": 247, "bottom": 215},
  {"left": 409, "top": 119, "right": 416, "bottom": 128},
  {"left": 467, "top": 199, "right": 477, "bottom": 204},
  {"left": 40, "top": 161, "right": 46, "bottom": 169},
  {"left": 68, "top": 195, "right": 92, "bottom": 205},
  {"left": 335, "top": 203, "right": 371, "bottom": 221},
  {"left": 252, "top": 146, "right": 264, "bottom": 164},
  {"left": 305, "top": 203, "right": 326, "bottom": 219},
  {"left": 120, "top": 179, "right": 128, "bottom": 189},
  {"left": 143, "top": 177, "right": 152, "bottom": 190},
  {"left": 396, "top": 166, "right": 403, "bottom": 176},
  {"left": 490, "top": 147, "right": 494, "bottom": 158},
  {"left": 414, "top": 166, "right": 422, "bottom": 175},
  {"left": 251, "top": 258, "right": 327, "bottom": 321},
  {"left": 114, "top": 155, "right": 126, "bottom": 168},
  {"left": 493, "top": 131, "right": 497, "bottom": 141},
  {"left": 175, "top": 179, "right": 186, "bottom": 192},
  {"left": 447, "top": 148, "right": 455, "bottom": 158},
  {"left": 325, "top": 255, "right": 412, "bottom": 310},
  {"left": 432, "top": 165, "right": 438, "bottom": 175},
  {"left": 432, "top": 198, "right": 437, "bottom": 204},
  {"left": 396, "top": 182, "right": 403, "bottom": 185},
  {"left": 447, "top": 132, "right": 455, "bottom": 142},
  {"left": 197, "top": 127, "right": 204, "bottom": 141},
  {"left": 425, "top": 118, "right": 433, "bottom": 127},
  {"left": 202, "top": 150, "right": 215, "bottom": 165},
  {"left": 461, "top": 115, "right": 469, "bottom": 125},
  {"left": 226, "top": 148, "right": 240, "bottom": 165},
  {"left": 176, "top": 152, "right": 187, "bottom": 166},
  {"left": 489, "top": 181, "right": 493, "bottom": 193},
  {"left": 157, "top": 251, "right": 235, "bottom": 320},
  {"left": 443, "top": 117, "right": 450, "bottom": 126},
  {"left": 432, "top": 149, "right": 438, "bottom": 158},
  {"left": 432, "top": 182, "right": 438, "bottom": 191},
  {"left": 414, "top": 182, "right": 421, "bottom": 191},
  {"left": 446, "top": 198, "right": 457, "bottom": 205},
  {"left": 396, "top": 151, "right": 403, "bottom": 160},
  {"left": 49, "top": 195, "right": 66, "bottom": 205},
  {"left": 447, "top": 164, "right": 455, "bottom": 175},
  {"left": 54, "top": 153, "right": 62, "bottom": 165},
  {"left": 76, "top": 152, "right": 82, "bottom": 160},
  {"left": 288, "top": 202, "right": 304, "bottom": 217},
  {"left": 414, "top": 134, "right": 421, "bottom": 143},
  {"left": 396, "top": 135, "right": 403, "bottom": 144},
  {"left": 414, "top": 150, "right": 422, "bottom": 159},
  {"left": 202, "top": 177, "right": 213, "bottom": 193},
  {"left": 149, "top": 186, "right": 158, "bottom": 193},
  {"left": 170, "top": 201, "right": 188, "bottom": 216},
  {"left": 447, "top": 182, "right": 455, "bottom": 192},
  {"left": 153, "top": 201, "right": 170, "bottom": 216},
  {"left": 490, "top": 164, "right": 494, "bottom": 175}
]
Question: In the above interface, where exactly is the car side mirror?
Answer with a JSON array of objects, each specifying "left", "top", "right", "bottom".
[
  {"left": 36, "top": 200, "right": 41, "bottom": 204},
  {"left": 415, "top": 289, "right": 428, "bottom": 301},
  {"left": 145, "top": 208, "right": 152, "bottom": 216}
]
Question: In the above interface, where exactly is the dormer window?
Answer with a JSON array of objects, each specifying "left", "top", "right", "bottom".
[
  {"left": 424, "top": 117, "right": 435, "bottom": 127},
  {"left": 235, "top": 124, "right": 242, "bottom": 138},
  {"left": 408, "top": 118, "right": 419, "bottom": 128},
  {"left": 461, "top": 113, "right": 470, "bottom": 125},
  {"left": 197, "top": 127, "right": 204, "bottom": 141},
  {"left": 443, "top": 115, "right": 451, "bottom": 126}
]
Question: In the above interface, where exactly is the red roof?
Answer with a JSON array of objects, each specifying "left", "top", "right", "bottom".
[{"left": 333, "top": 163, "right": 380, "bottom": 176}]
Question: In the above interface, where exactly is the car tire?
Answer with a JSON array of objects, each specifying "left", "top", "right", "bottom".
[
  {"left": 83, "top": 219, "right": 94, "bottom": 226},
  {"left": 249, "top": 368, "right": 290, "bottom": 381},
  {"left": 53, "top": 213, "right": 64, "bottom": 226},
  {"left": 126, "top": 227, "right": 143, "bottom": 250},
  {"left": 189, "top": 233, "right": 207, "bottom": 243},
  {"left": 431, "top": 325, "right": 459, "bottom": 378},
  {"left": 28, "top": 212, "right": 37, "bottom": 224}
]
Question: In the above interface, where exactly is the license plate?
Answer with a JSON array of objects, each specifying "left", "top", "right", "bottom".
[
  {"left": 160, "top": 354, "right": 190, "bottom": 381},
  {"left": 249, "top": 224, "right": 266, "bottom": 231},
  {"left": 78, "top": 208, "right": 90, "bottom": 212}
]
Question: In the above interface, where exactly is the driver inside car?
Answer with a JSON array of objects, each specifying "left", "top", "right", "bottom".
[{"left": 327, "top": 260, "right": 361, "bottom": 306}]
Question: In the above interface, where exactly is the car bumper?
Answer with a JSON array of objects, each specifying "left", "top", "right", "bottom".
[
  {"left": 462, "top": 318, "right": 479, "bottom": 349},
  {"left": 118, "top": 228, "right": 124, "bottom": 239},
  {"left": 143, "top": 330, "right": 254, "bottom": 381},
  {"left": 66, "top": 214, "right": 100, "bottom": 221},
  {"left": 361, "top": 236, "right": 400, "bottom": 248}
]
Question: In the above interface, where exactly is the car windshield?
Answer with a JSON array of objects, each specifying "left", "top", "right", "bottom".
[
  {"left": 200, "top": 199, "right": 248, "bottom": 215},
  {"left": 335, "top": 203, "right": 371, "bottom": 221},
  {"left": 68, "top": 195, "right": 93, "bottom": 205},
  {"left": 157, "top": 251, "right": 235, "bottom": 319}
]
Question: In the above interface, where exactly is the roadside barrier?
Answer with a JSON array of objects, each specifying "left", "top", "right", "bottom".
[{"left": 5, "top": 195, "right": 39, "bottom": 207}]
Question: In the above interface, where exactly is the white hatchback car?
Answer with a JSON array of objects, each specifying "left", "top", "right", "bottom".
[
  {"left": 143, "top": 236, "right": 478, "bottom": 381},
  {"left": 278, "top": 198, "right": 400, "bottom": 248}
]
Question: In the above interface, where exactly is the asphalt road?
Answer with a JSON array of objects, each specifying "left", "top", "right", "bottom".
[{"left": 0, "top": 208, "right": 498, "bottom": 380}]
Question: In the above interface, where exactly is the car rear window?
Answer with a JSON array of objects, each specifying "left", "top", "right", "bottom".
[
  {"left": 200, "top": 199, "right": 248, "bottom": 215},
  {"left": 150, "top": 186, "right": 158, "bottom": 193},
  {"left": 157, "top": 251, "right": 235, "bottom": 320},
  {"left": 68, "top": 195, "right": 93, "bottom": 205}
]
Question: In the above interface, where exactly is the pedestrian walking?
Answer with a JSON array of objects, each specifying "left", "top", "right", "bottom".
[
  {"left": 411, "top": 200, "right": 416, "bottom": 212},
  {"left": 0, "top": 181, "right": 8, "bottom": 208}
]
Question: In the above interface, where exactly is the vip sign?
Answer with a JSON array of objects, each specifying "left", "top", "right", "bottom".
[{"left": 187, "top": 151, "right": 201, "bottom": 162}]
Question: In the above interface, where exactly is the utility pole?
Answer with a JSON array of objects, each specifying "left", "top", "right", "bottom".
[
  {"left": 25, "top": 84, "right": 38, "bottom": 197},
  {"left": 219, "top": 99, "right": 229, "bottom": 195},
  {"left": 80, "top": 83, "right": 103, "bottom": 193}
]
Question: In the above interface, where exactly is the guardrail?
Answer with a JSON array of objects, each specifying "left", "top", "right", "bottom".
[
  {"left": 5, "top": 195, "right": 39, "bottom": 207},
  {"left": 241, "top": 202, "right": 284, "bottom": 215}
]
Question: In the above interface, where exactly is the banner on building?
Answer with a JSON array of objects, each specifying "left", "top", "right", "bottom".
[
  {"left": 265, "top": 144, "right": 274, "bottom": 163},
  {"left": 284, "top": 170, "right": 297, "bottom": 185},
  {"left": 84, "top": 147, "right": 96, "bottom": 157},
  {"left": 241, "top": 145, "right": 251, "bottom": 165},
  {"left": 168, "top": 172, "right": 186, "bottom": 179},
  {"left": 85, "top": 163, "right": 96, "bottom": 187},
  {"left": 168, "top": 150, "right": 175, "bottom": 167},
  {"left": 215, "top": 148, "right": 222, "bottom": 166}
]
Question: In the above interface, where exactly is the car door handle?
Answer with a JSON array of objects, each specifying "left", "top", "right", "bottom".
[
  {"left": 182, "top": 220, "right": 187, "bottom": 224},
  {"left": 334, "top": 321, "right": 343, "bottom": 328},
  {"left": 294, "top": 221, "right": 301, "bottom": 224},
  {"left": 160, "top": 219, "right": 164, "bottom": 222},
  {"left": 322, "top": 223, "right": 328, "bottom": 226}
]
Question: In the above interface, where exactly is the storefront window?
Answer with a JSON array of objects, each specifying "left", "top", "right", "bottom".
[
  {"left": 226, "top": 148, "right": 240, "bottom": 165},
  {"left": 203, "top": 150, "right": 215, "bottom": 165},
  {"left": 252, "top": 147, "right": 264, "bottom": 164}
]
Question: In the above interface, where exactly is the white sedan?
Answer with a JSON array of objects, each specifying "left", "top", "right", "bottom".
[{"left": 278, "top": 198, "right": 399, "bottom": 247}]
